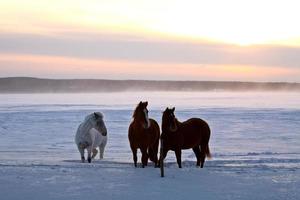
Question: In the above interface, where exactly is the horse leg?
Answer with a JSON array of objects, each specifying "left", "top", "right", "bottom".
[
  {"left": 141, "top": 147, "right": 149, "bottom": 168},
  {"left": 175, "top": 148, "right": 182, "bottom": 168},
  {"left": 92, "top": 148, "right": 98, "bottom": 159},
  {"left": 87, "top": 146, "right": 92, "bottom": 163},
  {"left": 99, "top": 136, "right": 107, "bottom": 160},
  {"left": 99, "top": 144, "right": 105, "bottom": 159},
  {"left": 200, "top": 145, "right": 207, "bottom": 168},
  {"left": 163, "top": 149, "right": 168, "bottom": 159},
  {"left": 153, "top": 138, "right": 160, "bottom": 167},
  {"left": 153, "top": 147, "right": 159, "bottom": 168},
  {"left": 192, "top": 146, "right": 201, "bottom": 167},
  {"left": 148, "top": 147, "right": 155, "bottom": 163},
  {"left": 148, "top": 146, "right": 159, "bottom": 167},
  {"left": 77, "top": 145, "right": 85, "bottom": 162},
  {"left": 130, "top": 146, "right": 138, "bottom": 167}
]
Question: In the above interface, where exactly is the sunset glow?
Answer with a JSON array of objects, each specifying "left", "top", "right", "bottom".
[
  {"left": 1, "top": 53, "right": 299, "bottom": 81},
  {"left": 1, "top": 0, "right": 300, "bottom": 81}
]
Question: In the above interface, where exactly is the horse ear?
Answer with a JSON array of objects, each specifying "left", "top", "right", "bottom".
[
  {"left": 171, "top": 107, "right": 175, "bottom": 112},
  {"left": 94, "top": 112, "right": 99, "bottom": 119},
  {"left": 139, "top": 101, "right": 142, "bottom": 106},
  {"left": 145, "top": 101, "right": 148, "bottom": 107}
]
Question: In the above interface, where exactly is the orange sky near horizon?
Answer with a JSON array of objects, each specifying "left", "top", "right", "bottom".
[
  {"left": 1, "top": 0, "right": 300, "bottom": 81},
  {"left": 1, "top": 53, "right": 299, "bottom": 81}
]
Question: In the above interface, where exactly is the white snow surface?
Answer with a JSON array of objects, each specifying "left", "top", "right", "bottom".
[{"left": 0, "top": 92, "right": 299, "bottom": 200}]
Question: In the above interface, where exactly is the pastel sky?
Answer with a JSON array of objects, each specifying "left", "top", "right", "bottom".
[{"left": 1, "top": 0, "right": 300, "bottom": 81}]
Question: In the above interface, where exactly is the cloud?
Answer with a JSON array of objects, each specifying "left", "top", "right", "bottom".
[{"left": 0, "top": 32, "right": 300, "bottom": 68}]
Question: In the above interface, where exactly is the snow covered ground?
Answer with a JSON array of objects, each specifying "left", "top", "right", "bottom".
[{"left": 0, "top": 92, "right": 299, "bottom": 200}]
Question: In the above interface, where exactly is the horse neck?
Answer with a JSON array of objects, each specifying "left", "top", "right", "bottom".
[
  {"left": 132, "top": 117, "right": 145, "bottom": 129},
  {"left": 161, "top": 120, "right": 169, "bottom": 132},
  {"left": 162, "top": 118, "right": 180, "bottom": 133},
  {"left": 175, "top": 118, "right": 181, "bottom": 126}
]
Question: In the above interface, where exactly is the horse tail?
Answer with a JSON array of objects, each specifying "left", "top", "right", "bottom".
[{"left": 205, "top": 144, "right": 212, "bottom": 159}]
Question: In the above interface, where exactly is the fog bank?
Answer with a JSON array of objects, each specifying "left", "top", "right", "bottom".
[{"left": 0, "top": 77, "right": 300, "bottom": 93}]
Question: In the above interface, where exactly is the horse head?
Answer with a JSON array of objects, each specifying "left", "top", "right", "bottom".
[
  {"left": 162, "top": 107, "right": 178, "bottom": 132},
  {"left": 94, "top": 112, "right": 107, "bottom": 136},
  {"left": 133, "top": 101, "right": 150, "bottom": 129}
]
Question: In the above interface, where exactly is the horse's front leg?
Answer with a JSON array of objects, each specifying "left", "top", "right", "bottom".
[
  {"left": 92, "top": 148, "right": 98, "bottom": 159},
  {"left": 77, "top": 144, "right": 85, "bottom": 162},
  {"left": 175, "top": 148, "right": 182, "bottom": 168},
  {"left": 162, "top": 148, "right": 169, "bottom": 160},
  {"left": 99, "top": 137, "right": 107, "bottom": 160},
  {"left": 130, "top": 145, "right": 138, "bottom": 167},
  {"left": 99, "top": 144, "right": 106, "bottom": 159},
  {"left": 159, "top": 148, "right": 168, "bottom": 168},
  {"left": 141, "top": 147, "right": 148, "bottom": 168},
  {"left": 87, "top": 146, "right": 92, "bottom": 163}
]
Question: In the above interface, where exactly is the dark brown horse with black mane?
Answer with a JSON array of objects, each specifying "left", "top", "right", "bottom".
[
  {"left": 161, "top": 107, "right": 211, "bottom": 168},
  {"left": 128, "top": 101, "right": 160, "bottom": 167}
]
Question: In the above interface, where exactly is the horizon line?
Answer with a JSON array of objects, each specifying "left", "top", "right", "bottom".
[{"left": 1, "top": 76, "right": 300, "bottom": 84}]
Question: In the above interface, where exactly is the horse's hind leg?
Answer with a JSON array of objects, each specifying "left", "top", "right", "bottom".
[
  {"left": 192, "top": 146, "right": 201, "bottom": 166},
  {"left": 175, "top": 148, "right": 182, "bottom": 168},
  {"left": 200, "top": 145, "right": 207, "bottom": 168}
]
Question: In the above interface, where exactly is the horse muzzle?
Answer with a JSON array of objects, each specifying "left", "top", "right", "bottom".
[{"left": 102, "top": 131, "right": 107, "bottom": 136}]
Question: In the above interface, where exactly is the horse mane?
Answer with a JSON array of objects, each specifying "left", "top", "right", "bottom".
[{"left": 132, "top": 104, "right": 141, "bottom": 119}]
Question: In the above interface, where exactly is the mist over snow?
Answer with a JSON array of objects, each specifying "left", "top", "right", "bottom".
[{"left": 1, "top": 77, "right": 300, "bottom": 93}]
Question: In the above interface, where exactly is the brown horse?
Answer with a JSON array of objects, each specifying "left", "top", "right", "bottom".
[
  {"left": 161, "top": 107, "right": 211, "bottom": 168},
  {"left": 128, "top": 101, "right": 160, "bottom": 168}
]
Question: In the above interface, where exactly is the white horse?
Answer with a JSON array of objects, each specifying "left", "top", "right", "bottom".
[{"left": 75, "top": 112, "right": 107, "bottom": 163}]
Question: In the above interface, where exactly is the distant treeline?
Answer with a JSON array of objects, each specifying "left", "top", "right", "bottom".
[{"left": 0, "top": 77, "right": 300, "bottom": 93}]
